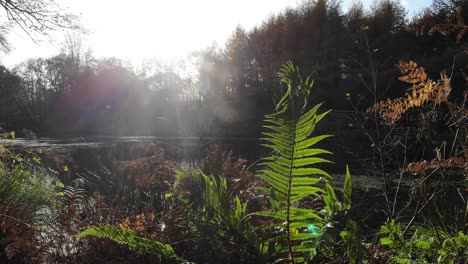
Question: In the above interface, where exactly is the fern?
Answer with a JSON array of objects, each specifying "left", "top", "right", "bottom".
[
  {"left": 321, "top": 166, "right": 352, "bottom": 231},
  {"left": 174, "top": 168, "right": 267, "bottom": 260},
  {"left": 340, "top": 220, "right": 363, "bottom": 264},
  {"left": 367, "top": 61, "right": 452, "bottom": 125},
  {"left": 256, "top": 62, "right": 333, "bottom": 263},
  {"left": 79, "top": 225, "right": 188, "bottom": 262},
  {"left": 343, "top": 166, "right": 352, "bottom": 211}
]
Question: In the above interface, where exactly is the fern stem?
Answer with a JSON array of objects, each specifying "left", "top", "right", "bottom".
[{"left": 286, "top": 93, "right": 296, "bottom": 264}]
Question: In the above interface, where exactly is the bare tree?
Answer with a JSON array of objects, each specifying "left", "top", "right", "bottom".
[{"left": 0, "top": 0, "right": 81, "bottom": 49}]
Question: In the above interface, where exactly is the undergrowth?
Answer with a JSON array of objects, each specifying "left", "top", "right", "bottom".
[{"left": 0, "top": 61, "right": 466, "bottom": 263}]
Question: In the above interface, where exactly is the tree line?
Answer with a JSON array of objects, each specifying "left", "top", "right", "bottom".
[{"left": 0, "top": 0, "right": 466, "bottom": 139}]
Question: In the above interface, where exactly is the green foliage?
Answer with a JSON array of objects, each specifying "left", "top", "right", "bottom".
[
  {"left": 0, "top": 131, "right": 63, "bottom": 260},
  {"left": 322, "top": 166, "right": 362, "bottom": 263},
  {"left": 439, "top": 232, "right": 468, "bottom": 263},
  {"left": 0, "top": 159, "right": 58, "bottom": 211},
  {"left": 379, "top": 220, "right": 468, "bottom": 263},
  {"left": 322, "top": 166, "right": 352, "bottom": 219},
  {"left": 79, "top": 225, "right": 186, "bottom": 262},
  {"left": 174, "top": 168, "right": 266, "bottom": 261},
  {"left": 0, "top": 136, "right": 60, "bottom": 221},
  {"left": 256, "top": 62, "right": 334, "bottom": 263},
  {"left": 339, "top": 220, "right": 363, "bottom": 264},
  {"left": 276, "top": 61, "right": 315, "bottom": 112},
  {"left": 343, "top": 166, "right": 352, "bottom": 211}
]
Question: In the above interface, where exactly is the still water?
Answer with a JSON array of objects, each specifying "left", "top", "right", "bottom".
[
  {"left": 1, "top": 136, "right": 413, "bottom": 191},
  {"left": 3, "top": 136, "right": 464, "bottom": 231}
]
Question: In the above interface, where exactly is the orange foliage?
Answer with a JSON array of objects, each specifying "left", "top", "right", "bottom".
[
  {"left": 0, "top": 204, "right": 37, "bottom": 260},
  {"left": 368, "top": 61, "right": 452, "bottom": 125},
  {"left": 202, "top": 145, "right": 255, "bottom": 197},
  {"left": 116, "top": 144, "right": 177, "bottom": 192},
  {"left": 368, "top": 60, "right": 467, "bottom": 179},
  {"left": 405, "top": 156, "right": 467, "bottom": 175},
  {"left": 118, "top": 211, "right": 157, "bottom": 236}
]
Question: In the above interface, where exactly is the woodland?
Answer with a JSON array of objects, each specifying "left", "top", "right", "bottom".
[{"left": 0, "top": 0, "right": 467, "bottom": 263}]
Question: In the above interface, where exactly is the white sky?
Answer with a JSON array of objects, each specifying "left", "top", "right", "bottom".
[{"left": 0, "top": 0, "right": 431, "bottom": 67}]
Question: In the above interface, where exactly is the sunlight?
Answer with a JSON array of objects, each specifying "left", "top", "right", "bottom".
[
  {"left": 0, "top": 0, "right": 430, "bottom": 66},
  {"left": 89, "top": 1, "right": 195, "bottom": 60},
  {"left": 66, "top": 0, "right": 298, "bottom": 63},
  {"left": 0, "top": 0, "right": 464, "bottom": 262}
]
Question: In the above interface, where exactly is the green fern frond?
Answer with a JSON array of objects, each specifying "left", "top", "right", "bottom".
[
  {"left": 323, "top": 166, "right": 353, "bottom": 219},
  {"left": 174, "top": 168, "right": 267, "bottom": 260},
  {"left": 79, "top": 225, "right": 182, "bottom": 260},
  {"left": 256, "top": 62, "right": 332, "bottom": 263},
  {"left": 323, "top": 182, "right": 340, "bottom": 217},
  {"left": 343, "top": 166, "right": 352, "bottom": 211}
]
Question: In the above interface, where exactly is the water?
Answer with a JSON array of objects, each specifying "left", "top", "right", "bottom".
[
  {"left": 1, "top": 136, "right": 414, "bottom": 190},
  {"left": 2, "top": 136, "right": 464, "bottom": 231}
]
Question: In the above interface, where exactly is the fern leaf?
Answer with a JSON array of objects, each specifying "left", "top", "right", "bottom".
[
  {"left": 295, "top": 135, "right": 333, "bottom": 151},
  {"left": 293, "top": 157, "right": 333, "bottom": 167},
  {"left": 255, "top": 62, "right": 333, "bottom": 263},
  {"left": 294, "top": 148, "right": 333, "bottom": 158},
  {"left": 261, "top": 144, "right": 293, "bottom": 157},
  {"left": 263, "top": 125, "right": 291, "bottom": 136},
  {"left": 263, "top": 132, "right": 293, "bottom": 146},
  {"left": 291, "top": 177, "right": 322, "bottom": 186},
  {"left": 297, "top": 103, "right": 324, "bottom": 126},
  {"left": 343, "top": 166, "right": 352, "bottom": 211},
  {"left": 79, "top": 225, "right": 178, "bottom": 258},
  {"left": 324, "top": 182, "right": 339, "bottom": 216},
  {"left": 292, "top": 168, "right": 331, "bottom": 178},
  {"left": 265, "top": 162, "right": 292, "bottom": 176},
  {"left": 263, "top": 156, "right": 292, "bottom": 167}
]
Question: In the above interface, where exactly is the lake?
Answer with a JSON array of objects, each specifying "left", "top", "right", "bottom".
[
  {"left": 2, "top": 136, "right": 464, "bottom": 232},
  {"left": 1, "top": 136, "right": 417, "bottom": 191}
]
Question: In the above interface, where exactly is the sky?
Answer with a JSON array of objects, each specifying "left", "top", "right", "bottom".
[{"left": 0, "top": 0, "right": 432, "bottom": 67}]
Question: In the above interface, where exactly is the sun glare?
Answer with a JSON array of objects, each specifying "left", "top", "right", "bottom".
[
  {"left": 0, "top": 0, "right": 430, "bottom": 67},
  {"left": 65, "top": 0, "right": 297, "bottom": 63},
  {"left": 0, "top": 0, "right": 298, "bottom": 66}
]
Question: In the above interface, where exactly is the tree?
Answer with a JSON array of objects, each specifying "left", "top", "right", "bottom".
[
  {"left": 0, "top": 65, "right": 25, "bottom": 129},
  {"left": 224, "top": 26, "right": 252, "bottom": 97},
  {"left": 0, "top": 0, "right": 80, "bottom": 50},
  {"left": 60, "top": 33, "right": 94, "bottom": 69},
  {"left": 346, "top": 1, "right": 366, "bottom": 34},
  {"left": 370, "top": 0, "right": 407, "bottom": 34},
  {"left": 432, "top": 0, "right": 468, "bottom": 22}
]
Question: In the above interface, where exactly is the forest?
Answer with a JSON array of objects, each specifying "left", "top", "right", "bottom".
[{"left": 0, "top": 0, "right": 467, "bottom": 263}]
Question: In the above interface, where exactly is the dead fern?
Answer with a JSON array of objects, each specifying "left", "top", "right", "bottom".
[
  {"left": 202, "top": 145, "right": 255, "bottom": 198},
  {"left": 117, "top": 211, "right": 158, "bottom": 237},
  {"left": 405, "top": 156, "right": 467, "bottom": 175},
  {"left": 368, "top": 61, "right": 452, "bottom": 125},
  {"left": 115, "top": 145, "right": 177, "bottom": 192},
  {"left": 0, "top": 203, "right": 37, "bottom": 260}
]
